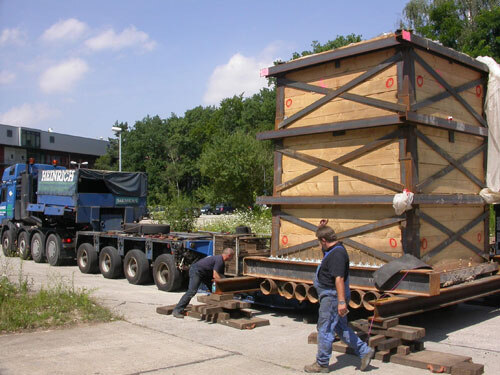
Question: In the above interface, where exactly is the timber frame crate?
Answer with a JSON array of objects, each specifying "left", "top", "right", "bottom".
[{"left": 257, "top": 30, "right": 490, "bottom": 268}]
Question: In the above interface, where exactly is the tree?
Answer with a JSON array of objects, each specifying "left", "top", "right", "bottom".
[{"left": 292, "top": 34, "right": 363, "bottom": 59}]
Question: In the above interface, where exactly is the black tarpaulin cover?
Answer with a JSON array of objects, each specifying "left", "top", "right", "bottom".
[{"left": 79, "top": 169, "right": 147, "bottom": 197}]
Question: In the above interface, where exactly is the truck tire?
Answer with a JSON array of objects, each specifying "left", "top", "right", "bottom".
[
  {"left": 31, "top": 232, "right": 46, "bottom": 263},
  {"left": 99, "top": 246, "right": 123, "bottom": 279},
  {"left": 46, "top": 234, "right": 64, "bottom": 266},
  {"left": 17, "top": 231, "right": 31, "bottom": 260},
  {"left": 153, "top": 253, "right": 182, "bottom": 292},
  {"left": 77, "top": 243, "right": 99, "bottom": 274},
  {"left": 2, "top": 230, "right": 16, "bottom": 257},
  {"left": 123, "top": 249, "right": 151, "bottom": 285}
]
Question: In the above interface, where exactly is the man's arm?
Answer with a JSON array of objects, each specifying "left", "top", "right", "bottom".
[
  {"left": 213, "top": 270, "right": 224, "bottom": 280},
  {"left": 335, "top": 276, "right": 348, "bottom": 317}
]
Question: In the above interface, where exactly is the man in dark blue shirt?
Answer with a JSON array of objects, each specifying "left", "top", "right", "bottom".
[
  {"left": 305, "top": 223, "right": 374, "bottom": 373},
  {"left": 173, "top": 248, "right": 234, "bottom": 318}
]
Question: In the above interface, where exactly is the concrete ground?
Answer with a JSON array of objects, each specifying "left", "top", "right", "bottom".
[{"left": 0, "top": 253, "right": 499, "bottom": 375}]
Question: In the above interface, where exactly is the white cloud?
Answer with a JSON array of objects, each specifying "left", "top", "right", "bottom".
[
  {"left": 0, "top": 28, "right": 27, "bottom": 46},
  {"left": 39, "top": 58, "right": 89, "bottom": 94},
  {"left": 0, "top": 70, "right": 16, "bottom": 84},
  {"left": 41, "top": 18, "right": 88, "bottom": 42},
  {"left": 0, "top": 103, "right": 60, "bottom": 126},
  {"left": 85, "top": 26, "right": 156, "bottom": 52},
  {"left": 203, "top": 53, "right": 272, "bottom": 106}
]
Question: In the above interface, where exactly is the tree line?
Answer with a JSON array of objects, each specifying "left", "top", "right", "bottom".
[{"left": 95, "top": 0, "right": 499, "bottom": 208}]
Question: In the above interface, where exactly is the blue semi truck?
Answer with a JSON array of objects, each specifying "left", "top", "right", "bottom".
[{"left": 0, "top": 162, "right": 216, "bottom": 291}]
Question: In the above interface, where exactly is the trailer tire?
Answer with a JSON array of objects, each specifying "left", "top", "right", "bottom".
[
  {"left": 153, "top": 254, "right": 182, "bottom": 292},
  {"left": 2, "top": 230, "right": 16, "bottom": 257},
  {"left": 77, "top": 243, "right": 99, "bottom": 274},
  {"left": 17, "top": 231, "right": 31, "bottom": 260},
  {"left": 124, "top": 249, "right": 151, "bottom": 285},
  {"left": 31, "top": 232, "right": 46, "bottom": 263},
  {"left": 99, "top": 246, "right": 123, "bottom": 279},
  {"left": 46, "top": 234, "right": 64, "bottom": 266}
]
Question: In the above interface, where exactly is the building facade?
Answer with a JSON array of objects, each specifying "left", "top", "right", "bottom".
[{"left": 0, "top": 123, "right": 109, "bottom": 175}]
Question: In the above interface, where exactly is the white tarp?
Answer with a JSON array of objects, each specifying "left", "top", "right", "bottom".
[{"left": 477, "top": 56, "right": 500, "bottom": 195}]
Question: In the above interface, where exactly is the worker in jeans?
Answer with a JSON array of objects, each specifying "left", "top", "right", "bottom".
[
  {"left": 305, "top": 221, "right": 374, "bottom": 373},
  {"left": 173, "top": 247, "right": 235, "bottom": 318}
]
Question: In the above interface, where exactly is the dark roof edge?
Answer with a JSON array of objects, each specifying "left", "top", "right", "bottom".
[{"left": 262, "top": 30, "right": 488, "bottom": 77}]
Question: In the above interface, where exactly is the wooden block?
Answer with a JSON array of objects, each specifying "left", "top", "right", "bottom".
[
  {"left": 403, "top": 340, "right": 425, "bottom": 352},
  {"left": 229, "top": 309, "right": 254, "bottom": 319},
  {"left": 376, "top": 337, "right": 401, "bottom": 351},
  {"left": 197, "top": 293, "right": 234, "bottom": 303},
  {"left": 186, "top": 311, "right": 206, "bottom": 320},
  {"left": 386, "top": 325, "right": 426, "bottom": 341},
  {"left": 390, "top": 350, "right": 472, "bottom": 372},
  {"left": 199, "top": 305, "right": 224, "bottom": 315},
  {"left": 397, "top": 345, "right": 411, "bottom": 355},
  {"left": 219, "top": 300, "right": 252, "bottom": 310},
  {"left": 308, "top": 332, "right": 318, "bottom": 344},
  {"left": 368, "top": 334, "right": 386, "bottom": 348},
  {"left": 451, "top": 362, "right": 484, "bottom": 375},
  {"left": 332, "top": 341, "right": 356, "bottom": 355},
  {"left": 374, "top": 349, "right": 392, "bottom": 362},
  {"left": 218, "top": 317, "right": 270, "bottom": 330},
  {"left": 371, "top": 317, "right": 399, "bottom": 329},
  {"left": 156, "top": 304, "right": 192, "bottom": 315}
]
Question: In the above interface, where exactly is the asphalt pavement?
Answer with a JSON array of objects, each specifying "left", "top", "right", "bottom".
[{"left": 0, "top": 252, "right": 499, "bottom": 375}]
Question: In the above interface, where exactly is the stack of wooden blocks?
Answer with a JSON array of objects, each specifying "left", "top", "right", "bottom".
[
  {"left": 156, "top": 293, "right": 270, "bottom": 330},
  {"left": 308, "top": 317, "right": 483, "bottom": 374}
]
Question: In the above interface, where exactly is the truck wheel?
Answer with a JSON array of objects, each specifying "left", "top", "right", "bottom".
[
  {"left": 17, "top": 231, "right": 31, "bottom": 260},
  {"left": 153, "top": 254, "right": 182, "bottom": 292},
  {"left": 2, "top": 230, "right": 16, "bottom": 257},
  {"left": 31, "top": 232, "right": 46, "bottom": 263},
  {"left": 124, "top": 249, "right": 151, "bottom": 285},
  {"left": 77, "top": 243, "right": 99, "bottom": 274},
  {"left": 99, "top": 246, "right": 123, "bottom": 279},
  {"left": 46, "top": 234, "right": 64, "bottom": 266}
]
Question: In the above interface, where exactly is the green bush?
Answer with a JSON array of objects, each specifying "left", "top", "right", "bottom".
[{"left": 151, "top": 195, "right": 199, "bottom": 232}]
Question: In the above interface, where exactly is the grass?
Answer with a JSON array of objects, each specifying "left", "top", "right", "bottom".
[{"left": 0, "top": 263, "right": 119, "bottom": 334}]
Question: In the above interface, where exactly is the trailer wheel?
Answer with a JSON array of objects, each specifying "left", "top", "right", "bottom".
[
  {"left": 153, "top": 254, "right": 182, "bottom": 292},
  {"left": 17, "top": 231, "right": 31, "bottom": 260},
  {"left": 124, "top": 249, "right": 151, "bottom": 285},
  {"left": 77, "top": 243, "right": 99, "bottom": 274},
  {"left": 99, "top": 246, "right": 123, "bottom": 279},
  {"left": 46, "top": 234, "right": 64, "bottom": 266},
  {"left": 31, "top": 232, "right": 46, "bottom": 263},
  {"left": 2, "top": 230, "right": 16, "bottom": 257}
]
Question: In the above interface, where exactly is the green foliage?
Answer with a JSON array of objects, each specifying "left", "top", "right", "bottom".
[
  {"left": 151, "top": 195, "right": 199, "bottom": 232},
  {"left": 196, "top": 207, "right": 272, "bottom": 234},
  {"left": 0, "top": 270, "right": 117, "bottom": 333},
  {"left": 292, "top": 34, "right": 363, "bottom": 59},
  {"left": 401, "top": 0, "right": 500, "bottom": 61}
]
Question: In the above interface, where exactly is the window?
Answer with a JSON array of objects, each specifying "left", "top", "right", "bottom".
[
  {"left": 1, "top": 188, "right": 6, "bottom": 203},
  {"left": 7, "top": 129, "right": 13, "bottom": 137},
  {"left": 50, "top": 136, "right": 55, "bottom": 143},
  {"left": 21, "top": 130, "right": 40, "bottom": 149}
]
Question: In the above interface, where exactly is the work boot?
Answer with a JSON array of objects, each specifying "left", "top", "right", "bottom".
[
  {"left": 360, "top": 348, "right": 374, "bottom": 371},
  {"left": 172, "top": 310, "right": 184, "bottom": 319},
  {"left": 304, "top": 361, "right": 329, "bottom": 373}
]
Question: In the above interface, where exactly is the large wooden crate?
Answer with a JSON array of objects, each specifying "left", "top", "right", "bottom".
[{"left": 257, "top": 31, "right": 489, "bottom": 268}]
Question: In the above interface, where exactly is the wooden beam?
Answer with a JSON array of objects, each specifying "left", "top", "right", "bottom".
[
  {"left": 278, "top": 148, "right": 404, "bottom": 192},
  {"left": 343, "top": 238, "right": 395, "bottom": 263},
  {"left": 276, "top": 239, "right": 318, "bottom": 257}
]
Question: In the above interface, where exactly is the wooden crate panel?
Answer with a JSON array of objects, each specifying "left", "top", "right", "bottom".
[
  {"left": 414, "top": 50, "right": 483, "bottom": 126},
  {"left": 277, "top": 205, "right": 402, "bottom": 263},
  {"left": 280, "top": 126, "right": 401, "bottom": 196},
  {"left": 417, "top": 126, "right": 485, "bottom": 194}
]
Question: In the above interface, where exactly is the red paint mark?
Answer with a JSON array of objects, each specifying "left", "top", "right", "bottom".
[
  {"left": 421, "top": 238, "right": 428, "bottom": 250},
  {"left": 285, "top": 98, "right": 293, "bottom": 108},
  {"left": 260, "top": 68, "right": 269, "bottom": 77},
  {"left": 478, "top": 233, "right": 482, "bottom": 243},
  {"left": 281, "top": 236, "right": 288, "bottom": 245},
  {"left": 389, "top": 238, "right": 397, "bottom": 248},
  {"left": 417, "top": 75, "right": 424, "bottom": 87},
  {"left": 476, "top": 85, "right": 482, "bottom": 97},
  {"left": 402, "top": 30, "right": 412, "bottom": 41},
  {"left": 386, "top": 78, "right": 394, "bottom": 88}
]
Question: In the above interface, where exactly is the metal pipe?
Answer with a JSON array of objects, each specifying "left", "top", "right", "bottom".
[
  {"left": 260, "top": 278, "right": 278, "bottom": 295},
  {"left": 294, "top": 283, "right": 309, "bottom": 302},
  {"left": 282, "top": 281, "right": 297, "bottom": 300},
  {"left": 307, "top": 285, "right": 319, "bottom": 303},
  {"left": 349, "top": 289, "right": 365, "bottom": 309},
  {"left": 362, "top": 291, "right": 380, "bottom": 311}
]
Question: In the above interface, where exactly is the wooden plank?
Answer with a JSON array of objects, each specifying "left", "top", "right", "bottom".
[
  {"left": 397, "top": 345, "right": 411, "bottom": 355},
  {"left": 386, "top": 325, "right": 426, "bottom": 341},
  {"left": 332, "top": 341, "right": 356, "bottom": 355},
  {"left": 218, "top": 316, "right": 270, "bottom": 330},
  {"left": 156, "top": 304, "right": 192, "bottom": 315},
  {"left": 390, "top": 350, "right": 472, "bottom": 372},
  {"left": 368, "top": 334, "right": 386, "bottom": 347},
  {"left": 219, "top": 300, "right": 252, "bottom": 310},
  {"left": 451, "top": 362, "right": 484, "bottom": 375},
  {"left": 377, "top": 337, "right": 402, "bottom": 351},
  {"left": 375, "top": 349, "right": 393, "bottom": 362},
  {"left": 197, "top": 294, "right": 235, "bottom": 303}
]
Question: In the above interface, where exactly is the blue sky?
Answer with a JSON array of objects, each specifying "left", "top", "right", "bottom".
[{"left": 0, "top": 0, "right": 409, "bottom": 139}]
